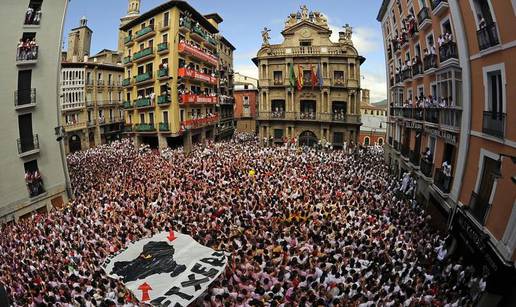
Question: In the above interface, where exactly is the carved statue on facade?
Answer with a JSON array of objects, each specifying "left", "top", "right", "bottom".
[
  {"left": 300, "top": 5, "right": 309, "bottom": 20},
  {"left": 313, "top": 11, "right": 328, "bottom": 27},
  {"left": 285, "top": 13, "right": 297, "bottom": 28},
  {"left": 339, "top": 23, "right": 353, "bottom": 45},
  {"left": 261, "top": 27, "right": 271, "bottom": 46}
]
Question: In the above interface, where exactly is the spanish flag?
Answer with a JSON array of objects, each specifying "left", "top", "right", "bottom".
[
  {"left": 297, "top": 64, "right": 303, "bottom": 91},
  {"left": 310, "top": 64, "right": 318, "bottom": 90}
]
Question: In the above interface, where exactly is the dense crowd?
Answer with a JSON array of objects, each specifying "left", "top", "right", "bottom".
[{"left": 0, "top": 136, "right": 486, "bottom": 306}]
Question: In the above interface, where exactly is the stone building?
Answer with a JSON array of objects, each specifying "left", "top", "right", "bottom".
[
  {"left": 61, "top": 18, "right": 125, "bottom": 154},
  {"left": 0, "top": 0, "right": 70, "bottom": 222},
  {"left": 359, "top": 89, "right": 387, "bottom": 146},
  {"left": 254, "top": 5, "right": 365, "bottom": 147},
  {"left": 234, "top": 73, "right": 259, "bottom": 133},
  {"left": 378, "top": 0, "right": 516, "bottom": 303}
]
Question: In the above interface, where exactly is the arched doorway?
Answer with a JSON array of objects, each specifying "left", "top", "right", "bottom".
[
  {"left": 69, "top": 134, "right": 82, "bottom": 153},
  {"left": 298, "top": 130, "right": 317, "bottom": 147}
]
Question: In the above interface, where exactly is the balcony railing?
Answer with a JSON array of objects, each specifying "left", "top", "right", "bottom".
[
  {"left": 178, "top": 42, "right": 218, "bottom": 66},
  {"left": 122, "top": 78, "right": 131, "bottom": 87},
  {"left": 181, "top": 114, "right": 219, "bottom": 129},
  {"left": 134, "top": 98, "right": 153, "bottom": 109},
  {"left": 157, "top": 42, "right": 169, "bottom": 53},
  {"left": 420, "top": 158, "right": 434, "bottom": 178},
  {"left": 178, "top": 67, "right": 218, "bottom": 84},
  {"left": 16, "top": 45, "right": 38, "bottom": 64},
  {"left": 135, "top": 71, "right": 152, "bottom": 83},
  {"left": 158, "top": 68, "right": 169, "bottom": 78},
  {"left": 431, "top": 0, "right": 449, "bottom": 15},
  {"left": 122, "top": 101, "right": 133, "bottom": 109},
  {"left": 440, "top": 108, "right": 461, "bottom": 129},
  {"left": 424, "top": 108, "right": 439, "bottom": 124},
  {"left": 135, "top": 123, "right": 156, "bottom": 132},
  {"left": 135, "top": 24, "right": 154, "bottom": 39},
  {"left": 17, "top": 134, "right": 39, "bottom": 154},
  {"left": 123, "top": 56, "right": 132, "bottom": 65},
  {"left": 157, "top": 94, "right": 171, "bottom": 105},
  {"left": 401, "top": 144, "right": 410, "bottom": 158},
  {"left": 412, "top": 63, "right": 423, "bottom": 76},
  {"left": 468, "top": 191, "right": 490, "bottom": 225},
  {"left": 133, "top": 47, "right": 153, "bottom": 61},
  {"left": 266, "top": 45, "right": 344, "bottom": 57},
  {"left": 417, "top": 7, "right": 431, "bottom": 26},
  {"left": 482, "top": 111, "right": 505, "bottom": 138},
  {"left": 395, "top": 73, "right": 401, "bottom": 84},
  {"left": 257, "top": 111, "right": 360, "bottom": 124},
  {"left": 423, "top": 54, "right": 438, "bottom": 71},
  {"left": 401, "top": 68, "right": 412, "bottom": 81},
  {"left": 124, "top": 35, "right": 133, "bottom": 44},
  {"left": 439, "top": 41, "right": 458, "bottom": 63},
  {"left": 179, "top": 94, "right": 217, "bottom": 105},
  {"left": 434, "top": 168, "right": 452, "bottom": 194},
  {"left": 477, "top": 23, "right": 500, "bottom": 51},
  {"left": 14, "top": 88, "right": 36, "bottom": 108},
  {"left": 159, "top": 122, "right": 170, "bottom": 131},
  {"left": 24, "top": 9, "right": 42, "bottom": 25},
  {"left": 409, "top": 150, "right": 420, "bottom": 166}
]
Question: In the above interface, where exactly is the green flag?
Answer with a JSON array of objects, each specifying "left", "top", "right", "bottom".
[{"left": 289, "top": 64, "right": 296, "bottom": 89}]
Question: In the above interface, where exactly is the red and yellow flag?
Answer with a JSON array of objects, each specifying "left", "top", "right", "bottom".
[{"left": 297, "top": 65, "right": 303, "bottom": 91}]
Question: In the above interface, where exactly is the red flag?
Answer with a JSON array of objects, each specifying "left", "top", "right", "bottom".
[
  {"left": 296, "top": 65, "right": 303, "bottom": 91},
  {"left": 310, "top": 64, "right": 318, "bottom": 90}
]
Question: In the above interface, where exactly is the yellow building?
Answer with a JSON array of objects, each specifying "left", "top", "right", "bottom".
[
  {"left": 61, "top": 18, "right": 125, "bottom": 153},
  {"left": 119, "top": 0, "right": 233, "bottom": 149},
  {"left": 254, "top": 5, "right": 365, "bottom": 147}
]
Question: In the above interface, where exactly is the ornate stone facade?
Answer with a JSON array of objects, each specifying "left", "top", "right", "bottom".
[{"left": 254, "top": 5, "right": 365, "bottom": 147}]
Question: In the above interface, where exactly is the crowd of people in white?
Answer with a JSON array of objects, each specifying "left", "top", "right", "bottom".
[{"left": 0, "top": 135, "right": 486, "bottom": 306}]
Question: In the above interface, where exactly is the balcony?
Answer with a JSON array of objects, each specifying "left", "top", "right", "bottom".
[
  {"left": 439, "top": 41, "right": 458, "bottom": 65},
  {"left": 64, "top": 121, "right": 87, "bottom": 132},
  {"left": 423, "top": 54, "right": 438, "bottom": 71},
  {"left": 179, "top": 19, "right": 192, "bottom": 33},
  {"left": 134, "top": 123, "right": 156, "bottom": 132},
  {"left": 178, "top": 68, "right": 218, "bottom": 85},
  {"left": 332, "top": 113, "right": 349, "bottom": 122},
  {"left": 123, "top": 56, "right": 132, "bottom": 66},
  {"left": 409, "top": 150, "right": 420, "bottom": 167},
  {"left": 134, "top": 98, "right": 154, "bottom": 109},
  {"left": 417, "top": 7, "right": 432, "bottom": 31},
  {"left": 132, "top": 47, "right": 154, "bottom": 63},
  {"left": 477, "top": 23, "right": 500, "bottom": 51},
  {"left": 179, "top": 94, "right": 217, "bottom": 105},
  {"left": 123, "top": 101, "right": 133, "bottom": 109},
  {"left": 122, "top": 78, "right": 132, "bottom": 87},
  {"left": 157, "top": 94, "right": 171, "bottom": 106},
  {"left": 434, "top": 168, "right": 452, "bottom": 194},
  {"left": 424, "top": 108, "right": 439, "bottom": 124},
  {"left": 61, "top": 102, "right": 85, "bottom": 112},
  {"left": 401, "top": 144, "right": 410, "bottom": 158},
  {"left": 412, "top": 63, "right": 423, "bottom": 79},
  {"left": 332, "top": 78, "right": 346, "bottom": 87},
  {"left": 135, "top": 71, "right": 153, "bottom": 84},
  {"left": 157, "top": 68, "right": 169, "bottom": 79},
  {"left": 468, "top": 191, "right": 490, "bottom": 225},
  {"left": 17, "top": 135, "right": 40, "bottom": 157},
  {"left": 181, "top": 114, "right": 219, "bottom": 130},
  {"left": 440, "top": 108, "right": 461, "bottom": 131},
  {"left": 401, "top": 68, "right": 412, "bottom": 82},
  {"left": 14, "top": 88, "right": 37, "bottom": 110},
  {"left": 482, "top": 111, "right": 505, "bottom": 139},
  {"left": 135, "top": 24, "right": 155, "bottom": 42},
  {"left": 431, "top": 0, "right": 449, "bottom": 16},
  {"left": 178, "top": 42, "right": 218, "bottom": 66},
  {"left": 16, "top": 45, "right": 38, "bottom": 66},
  {"left": 157, "top": 42, "right": 169, "bottom": 54},
  {"left": 191, "top": 24, "right": 207, "bottom": 42},
  {"left": 124, "top": 35, "right": 133, "bottom": 46},
  {"left": 159, "top": 122, "right": 170, "bottom": 132},
  {"left": 420, "top": 158, "right": 434, "bottom": 178}
]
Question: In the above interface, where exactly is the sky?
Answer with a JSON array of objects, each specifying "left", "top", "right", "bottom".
[{"left": 64, "top": 0, "right": 386, "bottom": 102}]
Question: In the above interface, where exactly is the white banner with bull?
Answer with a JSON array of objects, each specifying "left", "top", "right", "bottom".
[{"left": 103, "top": 231, "right": 227, "bottom": 306}]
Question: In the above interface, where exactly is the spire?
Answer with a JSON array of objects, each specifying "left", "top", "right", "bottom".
[{"left": 127, "top": 0, "right": 140, "bottom": 17}]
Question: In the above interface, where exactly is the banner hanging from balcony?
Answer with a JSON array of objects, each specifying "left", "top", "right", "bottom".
[
  {"left": 103, "top": 231, "right": 227, "bottom": 306},
  {"left": 297, "top": 64, "right": 304, "bottom": 91}
]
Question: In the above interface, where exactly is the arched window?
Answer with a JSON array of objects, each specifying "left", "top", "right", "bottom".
[
  {"left": 364, "top": 137, "right": 370, "bottom": 146},
  {"left": 378, "top": 138, "right": 384, "bottom": 145}
]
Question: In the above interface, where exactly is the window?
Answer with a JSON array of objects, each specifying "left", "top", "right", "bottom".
[
  {"left": 437, "top": 69, "right": 462, "bottom": 107},
  {"left": 470, "top": 156, "right": 499, "bottom": 224},
  {"left": 334, "top": 71, "right": 344, "bottom": 85},
  {"left": 487, "top": 70, "right": 503, "bottom": 113},
  {"left": 364, "top": 137, "right": 370, "bottom": 146},
  {"left": 350, "top": 64, "right": 356, "bottom": 79},
  {"left": 164, "top": 12, "right": 169, "bottom": 26},
  {"left": 140, "top": 113, "right": 145, "bottom": 123},
  {"left": 273, "top": 129, "right": 283, "bottom": 140},
  {"left": 273, "top": 71, "right": 283, "bottom": 84},
  {"left": 162, "top": 33, "right": 168, "bottom": 43},
  {"left": 163, "top": 111, "right": 169, "bottom": 123},
  {"left": 300, "top": 40, "right": 312, "bottom": 46},
  {"left": 378, "top": 138, "right": 384, "bottom": 145}
]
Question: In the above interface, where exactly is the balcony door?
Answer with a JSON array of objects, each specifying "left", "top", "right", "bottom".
[
  {"left": 18, "top": 70, "right": 32, "bottom": 105},
  {"left": 18, "top": 113, "right": 34, "bottom": 152},
  {"left": 472, "top": 157, "right": 498, "bottom": 224}
]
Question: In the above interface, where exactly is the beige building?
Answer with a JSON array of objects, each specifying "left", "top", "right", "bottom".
[
  {"left": 61, "top": 18, "right": 126, "bottom": 154},
  {"left": 0, "top": 0, "right": 70, "bottom": 223},
  {"left": 254, "top": 5, "right": 365, "bottom": 147},
  {"left": 359, "top": 89, "right": 387, "bottom": 146},
  {"left": 119, "top": 0, "right": 235, "bottom": 149},
  {"left": 378, "top": 0, "right": 516, "bottom": 303}
]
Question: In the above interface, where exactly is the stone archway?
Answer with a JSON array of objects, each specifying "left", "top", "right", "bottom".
[
  {"left": 298, "top": 130, "right": 317, "bottom": 147},
  {"left": 69, "top": 134, "right": 82, "bottom": 153}
]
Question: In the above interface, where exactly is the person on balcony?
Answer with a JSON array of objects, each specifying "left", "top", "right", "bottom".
[
  {"left": 423, "top": 147, "right": 433, "bottom": 162},
  {"left": 442, "top": 160, "right": 452, "bottom": 178},
  {"left": 25, "top": 6, "right": 34, "bottom": 24}
]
